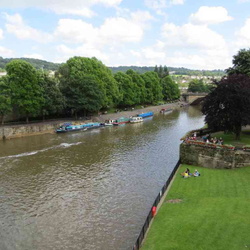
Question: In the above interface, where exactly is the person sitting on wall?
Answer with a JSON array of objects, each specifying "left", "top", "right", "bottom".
[{"left": 193, "top": 169, "right": 200, "bottom": 177}]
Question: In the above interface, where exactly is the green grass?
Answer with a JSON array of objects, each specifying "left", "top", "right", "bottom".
[
  {"left": 212, "top": 130, "right": 250, "bottom": 147},
  {"left": 141, "top": 164, "right": 250, "bottom": 250}
]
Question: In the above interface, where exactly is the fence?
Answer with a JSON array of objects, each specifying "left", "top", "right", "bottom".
[{"left": 132, "top": 159, "right": 181, "bottom": 250}]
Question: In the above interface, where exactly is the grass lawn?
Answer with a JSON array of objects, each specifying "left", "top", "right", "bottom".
[
  {"left": 212, "top": 130, "right": 250, "bottom": 147},
  {"left": 141, "top": 164, "right": 250, "bottom": 250}
]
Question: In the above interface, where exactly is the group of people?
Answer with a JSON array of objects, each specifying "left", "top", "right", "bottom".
[
  {"left": 185, "top": 132, "right": 224, "bottom": 145},
  {"left": 202, "top": 134, "right": 224, "bottom": 145},
  {"left": 181, "top": 168, "right": 200, "bottom": 178}
]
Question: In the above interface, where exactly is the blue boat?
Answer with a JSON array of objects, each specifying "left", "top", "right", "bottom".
[
  {"left": 56, "top": 122, "right": 103, "bottom": 133},
  {"left": 137, "top": 111, "right": 154, "bottom": 118}
]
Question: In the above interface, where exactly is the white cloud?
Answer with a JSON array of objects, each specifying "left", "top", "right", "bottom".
[
  {"left": 144, "top": 0, "right": 184, "bottom": 15},
  {"left": 23, "top": 53, "right": 44, "bottom": 60},
  {"left": 0, "top": 46, "right": 14, "bottom": 57},
  {"left": 0, "top": 0, "right": 122, "bottom": 17},
  {"left": 56, "top": 44, "right": 109, "bottom": 63},
  {"left": 190, "top": 6, "right": 233, "bottom": 25},
  {"left": 162, "top": 23, "right": 226, "bottom": 49},
  {"left": 4, "top": 13, "right": 52, "bottom": 43},
  {"left": 55, "top": 15, "right": 145, "bottom": 47},
  {"left": 235, "top": 18, "right": 250, "bottom": 47}
]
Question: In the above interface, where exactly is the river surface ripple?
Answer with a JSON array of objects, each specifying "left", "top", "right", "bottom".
[{"left": 0, "top": 107, "right": 204, "bottom": 250}]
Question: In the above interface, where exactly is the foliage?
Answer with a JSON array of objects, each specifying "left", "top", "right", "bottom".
[
  {"left": 154, "top": 65, "right": 169, "bottom": 78},
  {"left": 6, "top": 60, "right": 44, "bottom": 123},
  {"left": 202, "top": 74, "right": 250, "bottom": 139},
  {"left": 226, "top": 48, "right": 250, "bottom": 76},
  {"left": 142, "top": 164, "right": 250, "bottom": 250},
  {"left": 141, "top": 72, "right": 163, "bottom": 104},
  {"left": 38, "top": 72, "right": 65, "bottom": 118},
  {"left": 114, "top": 72, "right": 138, "bottom": 107},
  {"left": 0, "top": 76, "right": 12, "bottom": 124},
  {"left": 58, "top": 57, "right": 107, "bottom": 117},
  {"left": 58, "top": 57, "right": 120, "bottom": 110},
  {"left": 0, "top": 56, "right": 60, "bottom": 71},
  {"left": 161, "top": 75, "right": 180, "bottom": 100},
  {"left": 126, "top": 69, "right": 146, "bottom": 104},
  {"left": 110, "top": 65, "right": 225, "bottom": 76},
  {"left": 187, "top": 79, "right": 212, "bottom": 92}
]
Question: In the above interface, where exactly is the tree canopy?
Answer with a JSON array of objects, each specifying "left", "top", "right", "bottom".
[
  {"left": 202, "top": 74, "right": 250, "bottom": 139},
  {"left": 0, "top": 76, "right": 12, "bottom": 124},
  {"left": 226, "top": 49, "right": 250, "bottom": 76},
  {"left": 6, "top": 60, "right": 44, "bottom": 123}
]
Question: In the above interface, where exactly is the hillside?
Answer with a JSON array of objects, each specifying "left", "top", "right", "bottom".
[{"left": 0, "top": 57, "right": 225, "bottom": 77}]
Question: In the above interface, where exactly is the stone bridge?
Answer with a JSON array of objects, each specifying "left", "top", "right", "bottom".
[{"left": 181, "top": 92, "right": 208, "bottom": 105}]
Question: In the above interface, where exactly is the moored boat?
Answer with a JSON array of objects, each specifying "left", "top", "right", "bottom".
[
  {"left": 160, "top": 108, "right": 173, "bottom": 114},
  {"left": 104, "top": 119, "right": 116, "bottom": 126},
  {"left": 56, "top": 123, "right": 87, "bottom": 133},
  {"left": 137, "top": 111, "right": 154, "bottom": 118},
  {"left": 113, "top": 117, "right": 130, "bottom": 126},
  {"left": 130, "top": 116, "right": 143, "bottom": 123}
]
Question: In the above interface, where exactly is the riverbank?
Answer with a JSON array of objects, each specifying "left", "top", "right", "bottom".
[
  {"left": 0, "top": 101, "right": 186, "bottom": 140},
  {"left": 141, "top": 164, "right": 250, "bottom": 250}
]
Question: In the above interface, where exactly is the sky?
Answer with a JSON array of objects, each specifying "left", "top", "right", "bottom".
[{"left": 0, "top": 0, "right": 250, "bottom": 70}]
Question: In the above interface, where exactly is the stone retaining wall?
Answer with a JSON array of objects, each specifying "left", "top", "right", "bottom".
[{"left": 180, "top": 143, "right": 250, "bottom": 169}]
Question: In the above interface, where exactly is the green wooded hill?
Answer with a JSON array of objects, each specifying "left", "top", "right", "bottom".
[
  {"left": 0, "top": 57, "right": 61, "bottom": 71},
  {"left": 109, "top": 66, "right": 225, "bottom": 76},
  {"left": 0, "top": 57, "right": 225, "bottom": 76}
]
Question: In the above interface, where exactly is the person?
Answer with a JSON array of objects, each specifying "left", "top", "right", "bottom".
[{"left": 193, "top": 169, "right": 200, "bottom": 177}]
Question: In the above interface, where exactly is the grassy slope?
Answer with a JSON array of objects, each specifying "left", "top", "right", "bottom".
[{"left": 142, "top": 164, "right": 250, "bottom": 250}]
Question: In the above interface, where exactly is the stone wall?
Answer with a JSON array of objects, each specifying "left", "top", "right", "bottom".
[
  {"left": 0, "top": 123, "right": 61, "bottom": 140},
  {"left": 180, "top": 143, "right": 250, "bottom": 169}
]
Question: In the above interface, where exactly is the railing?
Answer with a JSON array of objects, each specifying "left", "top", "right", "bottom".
[{"left": 132, "top": 159, "right": 181, "bottom": 250}]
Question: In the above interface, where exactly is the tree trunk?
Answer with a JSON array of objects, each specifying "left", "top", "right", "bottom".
[
  {"left": 235, "top": 124, "right": 241, "bottom": 140},
  {"left": 1, "top": 115, "right": 4, "bottom": 125},
  {"left": 26, "top": 115, "right": 29, "bottom": 124}
]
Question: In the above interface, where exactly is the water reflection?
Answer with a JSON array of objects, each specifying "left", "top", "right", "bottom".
[{"left": 0, "top": 106, "right": 204, "bottom": 250}]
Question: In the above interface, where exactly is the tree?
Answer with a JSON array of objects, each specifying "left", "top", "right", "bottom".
[
  {"left": 6, "top": 60, "right": 44, "bottom": 123},
  {"left": 202, "top": 74, "right": 250, "bottom": 139},
  {"left": 126, "top": 69, "right": 146, "bottom": 104},
  {"left": 141, "top": 72, "right": 163, "bottom": 104},
  {"left": 58, "top": 57, "right": 120, "bottom": 109},
  {"left": 0, "top": 76, "right": 12, "bottom": 124},
  {"left": 226, "top": 49, "right": 250, "bottom": 76},
  {"left": 114, "top": 72, "right": 138, "bottom": 107},
  {"left": 161, "top": 76, "right": 180, "bottom": 101},
  {"left": 58, "top": 57, "right": 106, "bottom": 118},
  {"left": 188, "top": 79, "right": 207, "bottom": 92},
  {"left": 38, "top": 72, "right": 65, "bottom": 120}
]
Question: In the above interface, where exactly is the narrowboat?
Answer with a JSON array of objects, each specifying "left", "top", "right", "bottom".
[
  {"left": 137, "top": 111, "right": 154, "bottom": 118},
  {"left": 160, "top": 108, "right": 173, "bottom": 114},
  {"left": 113, "top": 117, "right": 130, "bottom": 126},
  {"left": 130, "top": 116, "right": 143, "bottom": 123},
  {"left": 56, "top": 123, "right": 87, "bottom": 133}
]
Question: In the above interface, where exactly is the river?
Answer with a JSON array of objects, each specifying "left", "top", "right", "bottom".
[{"left": 0, "top": 106, "right": 204, "bottom": 250}]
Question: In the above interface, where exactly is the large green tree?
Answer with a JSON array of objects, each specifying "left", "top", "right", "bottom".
[
  {"left": 202, "top": 74, "right": 250, "bottom": 139},
  {"left": 58, "top": 57, "right": 106, "bottom": 117},
  {"left": 161, "top": 76, "right": 180, "bottom": 101},
  {"left": 142, "top": 72, "right": 163, "bottom": 104},
  {"left": 114, "top": 72, "right": 138, "bottom": 107},
  {"left": 0, "top": 76, "right": 12, "bottom": 124},
  {"left": 126, "top": 69, "right": 146, "bottom": 104},
  {"left": 226, "top": 49, "right": 250, "bottom": 76},
  {"left": 6, "top": 60, "right": 43, "bottom": 123},
  {"left": 38, "top": 72, "right": 65, "bottom": 119}
]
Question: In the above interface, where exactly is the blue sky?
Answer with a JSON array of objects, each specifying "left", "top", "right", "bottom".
[{"left": 0, "top": 0, "right": 250, "bottom": 70}]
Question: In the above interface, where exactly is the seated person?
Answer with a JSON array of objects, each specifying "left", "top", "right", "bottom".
[{"left": 193, "top": 169, "right": 200, "bottom": 177}]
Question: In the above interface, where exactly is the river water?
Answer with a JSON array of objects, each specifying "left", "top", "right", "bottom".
[{"left": 0, "top": 106, "right": 204, "bottom": 250}]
